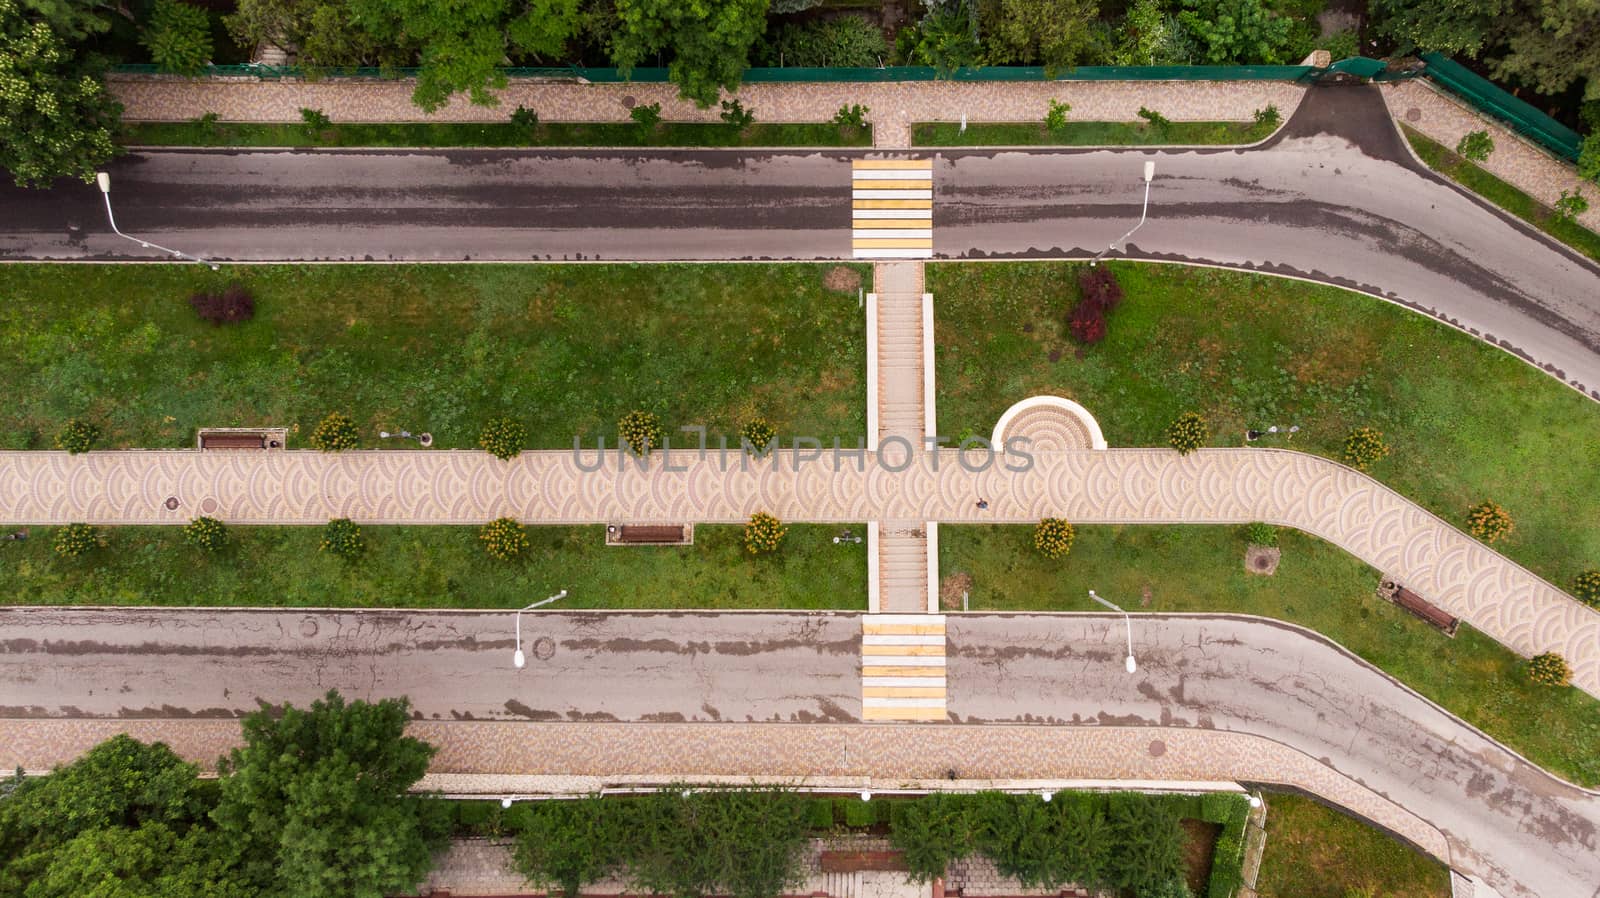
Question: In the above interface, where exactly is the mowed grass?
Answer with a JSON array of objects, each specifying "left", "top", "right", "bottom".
[
  {"left": 1256, "top": 794, "right": 1449, "bottom": 898},
  {"left": 942, "top": 524, "right": 1600, "bottom": 786},
  {"left": 0, "top": 264, "right": 866, "bottom": 450},
  {"left": 1403, "top": 125, "right": 1600, "bottom": 265},
  {"left": 121, "top": 120, "right": 873, "bottom": 148},
  {"left": 913, "top": 119, "right": 1275, "bottom": 147},
  {"left": 0, "top": 524, "right": 866, "bottom": 610},
  {"left": 930, "top": 261, "right": 1600, "bottom": 593}
]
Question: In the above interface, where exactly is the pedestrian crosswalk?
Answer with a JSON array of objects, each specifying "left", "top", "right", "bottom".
[
  {"left": 861, "top": 614, "right": 946, "bottom": 721},
  {"left": 852, "top": 159, "right": 933, "bottom": 260}
]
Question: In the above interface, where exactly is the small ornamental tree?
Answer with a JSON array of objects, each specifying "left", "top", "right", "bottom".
[
  {"left": 744, "top": 512, "right": 787, "bottom": 554},
  {"left": 1455, "top": 129, "right": 1494, "bottom": 162},
  {"left": 1574, "top": 569, "right": 1600, "bottom": 607},
  {"left": 833, "top": 103, "right": 868, "bottom": 129},
  {"left": 1033, "top": 518, "right": 1075, "bottom": 559},
  {"left": 619, "top": 411, "right": 664, "bottom": 456},
  {"left": 480, "top": 417, "right": 527, "bottom": 460},
  {"left": 1466, "top": 500, "right": 1513, "bottom": 543},
  {"left": 740, "top": 418, "right": 775, "bottom": 455},
  {"left": 54, "top": 523, "right": 99, "bottom": 557},
  {"left": 1527, "top": 651, "right": 1571, "bottom": 687},
  {"left": 1253, "top": 104, "right": 1281, "bottom": 129},
  {"left": 480, "top": 517, "right": 529, "bottom": 561},
  {"left": 183, "top": 516, "right": 228, "bottom": 552},
  {"left": 1137, "top": 106, "right": 1170, "bottom": 129},
  {"left": 321, "top": 518, "right": 365, "bottom": 560},
  {"left": 141, "top": 0, "right": 213, "bottom": 76},
  {"left": 719, "top": 99, "right": 754, "bottom": 129},
  {"left": 630, "top": 102, "right": 662, "bottom": 127},
  {"left": 1553, "top": 188, "right": 1589, "bottom": 223},
  {"left": 1341, "top": 426, "right": 1390, "bottom": 470},
  {"left": 54, "top": 419, "right": 99, "bottom": 454},
  {"left": 309, "top": 412, "right": 359, "bottom": 452},
  {"left": 1166, "top": 412, "right": 1208, "bottom": 455},
  {"left": 1077, "top": 265, "right": 1124, "bottom": 312},
  {"left": 1243, "top": 521, "right": 1278, "bottom": 547},
  {"left": 1068, "top": 301, "right": 1106, "bottom": 344},
  {"left": 1044, "top": 98, "right": 1070, "bottom": 131}
]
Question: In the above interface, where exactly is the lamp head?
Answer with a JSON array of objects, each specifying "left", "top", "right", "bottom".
[
  {"left": 1125, "top": 655, "right": 1137, "bottom": 674},
  {"left": 1040, "top": 790, "right": 1052, "bottom": 802},
  {"left": 1143, "top": 161, "right": 1155, "bottom": 182},
  {"left": 859, "top": 791, "right": 872, "bottom": 801},
  {"left": 96, "top": 172, "right": 110, "bottom": 193},
  {"left": 501, "top": 797, "right": 514, "bottom": 809},
  {"left": 1248, "top": 795, "right": 1262, "bottom": 809},
  {"left": 513, "top": 649, "right": 526, "bottom": 668}
]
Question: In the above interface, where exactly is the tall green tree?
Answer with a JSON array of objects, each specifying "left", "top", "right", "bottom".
[
  {"left": 610, "top": 0, "right": 770, "bottom": 106},
  {"left": 978, "top": 0, "right": 1100, "bottom": 75},
  {"left": 889, "top": 793, "right": 976, "bottom": 882},
  {"left": 1489, "top": 0, "right": 1600, "bottom": 101},
  {"left": 1179, "top": 0, "right": 1292, "bottom": 63},
  {"left": 1103, "top": 793, "right": 1186, "bottom": 896},
  {"left": 512, "top": 796, "right": 621, "bottom": 897},
  {"left": 211, "top": 690, "right": 443, "bottom": 898},
  {"left": 0, "top": 0, "right": 120, "bottom": 188},
  {"left": 225, "top": 0, "right": 411, "bottom": 70},
  {"left": 911, "top": 0, "right": 982, "bottom": 74},
  {"left": 1370, "top": 0, "right": 1505, "bottom": 56},
  {"left": 16, "top": 0, "right": 115, "bottom": 40}
]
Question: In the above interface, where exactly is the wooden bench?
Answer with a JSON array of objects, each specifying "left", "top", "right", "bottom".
[
  {"left": 819, "top": 850, "right": 909, "bottom": 873},
  {"left": 1391, "top": 586, "right": 1459, "bottom": 636},
  {"left": 200, "top": 432, "right": 270, "bottom": 449},
  {"left": 617, "top": 525, "right": 686, "bottom": 544}
]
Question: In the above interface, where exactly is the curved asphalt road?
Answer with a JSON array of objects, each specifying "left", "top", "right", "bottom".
[
  {"left": 1, "top": 86, "right": 1597, "bottom": 397},
  {"left": 2, "top": 607, "right": 1596, "bottom": 897}
]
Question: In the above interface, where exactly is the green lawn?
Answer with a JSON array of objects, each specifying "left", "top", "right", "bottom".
[
  {"left": 1256, "top": 794, "right": 1449, "bottom": 898},
  {"left": 942, "top": 524, "right": 1600, "bottom": 787},
  {"left": 0, "top": 524, "right": 865, "bottom": 609},
  {"left": 913, "top": 120, "right": 1275, "bottom": 147},
  {"left": 930, "top": 261, "right": 1600, "bottom": 595},
  {"left": 0, "top": 263, "right": 865, "bottom": 450},
  {"left": 121, "top": 120, "right": 872, "bottom": 148},
  {"left": 1403, "top": 125, "right": 1600, "bottom": 265}
]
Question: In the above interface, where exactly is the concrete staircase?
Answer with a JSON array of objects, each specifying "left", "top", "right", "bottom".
[{"left": 877, "top": 521, "right": 928, "bottom": 614}]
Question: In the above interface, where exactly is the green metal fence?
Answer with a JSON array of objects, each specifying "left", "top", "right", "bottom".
[{"left": 1419, "top": 52, "right": 1582, "bottom": 161}]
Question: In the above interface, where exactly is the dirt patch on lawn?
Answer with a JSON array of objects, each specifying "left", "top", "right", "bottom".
[
  {"left": 940, "top": 572, "right": 973, "bottom": 610},
  {"left": 1181, "top": 818, "right": 1221, "bottom": 896},
  {"left": 824, "top": 266, "right": 863, "bottom": 293}
]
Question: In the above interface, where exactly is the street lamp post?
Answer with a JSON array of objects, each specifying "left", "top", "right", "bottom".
[
  {"left": 512, "top": 589, "right": 569, "bottom": 668},
  {"left": 1087, "top": 589, "right": 1137, "bottom": 673},
  {"left": 379, "top": 429, "right": 434, "bottom": 447},
  {"left": 1090, "top": 161, "right": 1156, "bottom": 267},
  {"left": 94, "top": 172, "right": 219, "bottom": 270}
]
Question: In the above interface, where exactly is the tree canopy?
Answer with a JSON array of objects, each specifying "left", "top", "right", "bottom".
[
  {"left": 0, "top": 0, "right": 120, "bottom": 188},
  {"left": 611, "top": 0, "right": 771, "bottom": 106}
]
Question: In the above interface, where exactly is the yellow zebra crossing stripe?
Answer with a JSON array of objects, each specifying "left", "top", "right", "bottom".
[
  {"left": 852, "top": 159, "right": 932, "bottom": 259},
  {"left": 860, "top": 614, "right": 946, "bottom": 721}
]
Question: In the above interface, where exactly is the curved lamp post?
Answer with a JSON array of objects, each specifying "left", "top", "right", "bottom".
[
  {"left": 1087, "top": 589, "right": 1137, "bottom": 674},
  {"left": 512, "top": 589, "right": 569, "bottom": 668},
  {"left": 1090, "top": 160, "right": 1156, "bottom": 267},
  {"left": 95, "top": 172, "right": 219, "bottom": 270}
]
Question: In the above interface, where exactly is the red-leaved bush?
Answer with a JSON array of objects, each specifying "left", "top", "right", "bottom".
[
  {"left": 1068, "top": 302, "right": 1106, "bottom": 344},
  {"left": 1077, "top": 266, "right": 1124, "bottom": 312}
]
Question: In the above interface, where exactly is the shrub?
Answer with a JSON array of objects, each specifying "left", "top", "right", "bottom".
[
  {"left": 479, "top": 417, "right": 527, "bottom": 460},
  {"left": 761, "top": 15, "right": 887, "bottom": 68},
  {"left": 630, "top": 102, "right": 662, "bottom": 127},
  {"left": 1528, "top": 652, "right": 1571, "bottom": 687},
  {"left": 719, "top": 99, "right": 754, "bottom": 129},
  {"left": 1574, "top": 569, "right": 1600, "bottom": 607},
  {"left": 1033, "top": 518, "right": 1075, "bottom": 559},
  {"left": 299, "top": 107, "right": 332, "bottom": 137},
  {"left": 842, "top": 798, "right": 875, "bottom": 828},
  {"left": 1166, "top": 412, "right": 1208, "bottom": 454},
  {"left": 744, "top": 512, "right": 787, "bottom": 555},
  {"left": 1466, "top": 500, "right": 1513, "bottom": 543},
  {"left": 510, "top": 105, "right": 539, "bottom": 129},
  {"left": 1553, "top": 188, "right": 1589, "bottom": 223},
  {"left": 184, "top": 516, "right": 228, "bottom": 552},
  {"left": 1253, "top": 104, "right": 1281, "bottom": 129},
  {"left": 321, "top": 518, "right": 365, "bottom": 560},
  {"left": 833, "top": 103, "right": 869, "bottom": 129},
  {"left": 53, "top": 523, "right": 99, "bottom": 558},
  {"left": 480, "top": 517, "right": 530, "bottom": 561},
  {"left": 54, "top": 419, "right": 99, "bottom": 454},
  {"left": 188, "top": 282, "right": 255, "bottom": 325},
  {"left": 141, "top": 0, "right": 213, "bottom": 77},
  {"left": 1243, "top": 521, "right": 1278, "bottom": 547},
  {"left": 309, "top": 412, "right": 359, "bottom": 452},
  {"left": 1137, "top": 106, "right": 1171, "bottom": 129},
  {"left": 807, "top": 798, "right": 836, "bottom": 829},
  {"left": 618, "top": 411, "right": 664, "bottom": 456},
  {"left": 1077, "top": 265, "right": 1124, "bottom": 312},
  {"left": 1068, "top": 301, "right": 1106, "bottom": 344},
  {"left": 1456, "top": 129, "right": 1494, "bottom": 162},
  {"left": 1045, "top": 99, "right": 1071, "bottom": 132},
  {"left": 740, "top": 418, "right": 775, "bottom": 454},
  {"left": 1341, "top": 426, "right": 1390, "bottom": 470}
]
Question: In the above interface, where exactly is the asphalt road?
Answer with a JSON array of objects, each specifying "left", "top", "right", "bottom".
[
  {"left": 1, "top": 86, "right": 1597, "bottom": 396},
  {"left": 3, "top": 607, "right": 1596, "bottom": 897}
]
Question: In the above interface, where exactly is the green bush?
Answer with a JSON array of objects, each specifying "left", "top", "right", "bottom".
[
  {"left": 54, "top": 419, "right": 99, "bottom": 454},
  {"left": 1243, "top": 521, "right": 1278, "bottom": 547},
  {"left": 833, "top": 103, "right": 869, "bottom": 129},
  {"left": 760, "top": 15, "right": 887, "bottom": 68},
  {"left": 1322, "top": 28, "right": 1359, "bottom": 61},
  {"left": 630, "top": 103, "right": 662, "bottom": 127},
  {"left": 480, "top": 517, "right": 529, "bottom": 561},
  {"left": 740, "top": 418, "right": 775, "bottom": 454},
  {"left": 1253, "top": 104, "right": 1281, "bottom": 129},
  {"left": 1033, "top": 518, "right": 1075, "bottom": 559},
  {"left": 890, "top": 794, "right": 976, "bottom": 883},
  {"left": 479, "top": 417, "right": 527, "bottom": 460},
  {"left": 1456, "top": 129, "right": 1494, "bottom": 162},
  {"left": 510, "top": 105, "right": 539, "bottom": 130},
  {"left": 309, "top": 412, "right": 359, "bottom": 452},
  {"left": 1045, "top": 98, "right": 1071, "bottom": 131},
  {"left": 720, "top": 99, "right": 754, "bottom": 129},
  {"left": 1166, "top": 411, "right": 1209, "bottom": 454},
  {"left": 1138, "top": 106, "right": 1172, "bottom": 129},
  {"left": 299, "top": 107, "right": 332, "bottom": 137},
  {"left": 1574, "top": 569, "right": 1600, "bottom": 607},
  {"left": 1466, "top": 500, "right": 1514, "bottom": 543},
  {"left": 1528, "top": 651, "right": 1572, "bottom": 687},
  {"left": 320, "top": 518, "right": 365, "bottom": 560},
  {"left": 454, "top": 800, "right": 503, "bottom": 834},
  {"left": 141, "top": 0, "right": 213, "bottom": 77},
  {"left": 842, "top": 798, "right": 875, "bottom": 828},
  {"left": 1341, "top": 426, "right": 1390, "bottom": 470},
  {"left": 184, "top": 516, "right": 228, "bottom": 552},
  {"left": 618, "top": 410, "right": 664, "bottom": 456},
  {"left": 53, "top": 523, "right": 100, "bottom": 558},
  {"left": 807, "top": 798, "right": 836, "bottom": 829},
  {"left": 1554, "top": 188, "right": 1589, "bottom": 223},
  {"left": 744, "top": 512, "right": 787, "bottom": 555}
]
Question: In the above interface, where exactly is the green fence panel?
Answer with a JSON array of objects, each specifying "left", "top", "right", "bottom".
[
  {"left": 1327, "top": 56, "right": 1388, "bottom": 79},
  {"left": 1420, "top": 52, "right": 1582, "bottom": 161}
]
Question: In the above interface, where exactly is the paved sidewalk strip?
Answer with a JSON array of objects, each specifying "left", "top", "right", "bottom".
[
  {"left": 862, "top": 615, "right": 947, "bottom": 721},
  {"left": 853, "top": 160, "right": 933, "bottom": 259}
]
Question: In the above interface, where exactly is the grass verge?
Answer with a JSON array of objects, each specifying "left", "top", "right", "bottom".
[
  {"left": 930, "top": 260, "right": 1600, "bottom": 595},
  {"left": 1256, "top": 794, "right": 1450, "bottom": 898},
  {"left": 912, "top": 120, "right": 1275, "bottom": 147},
  {"left": 0, "top": 263, "right": 866, "bottom": 450},
  {"left": 940, "top": 524, "right": 1600, "bottom": 787},
  {"left": 1402, "top": 125, "right": 1600, "bottom": 264},
  {"left": 121, "top": 120, "right": 872, "bottom": 148},
  {"left": 0, "top": 524, "right": 865, "bottom": 610}
]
